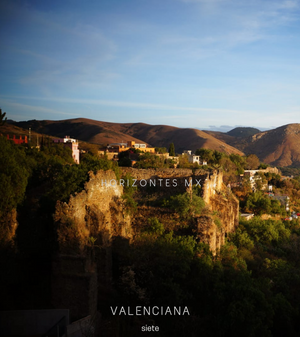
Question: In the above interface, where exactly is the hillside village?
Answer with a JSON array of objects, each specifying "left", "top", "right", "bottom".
[{"left": 2, "top": 115, "right": 300, "bottom": 336}]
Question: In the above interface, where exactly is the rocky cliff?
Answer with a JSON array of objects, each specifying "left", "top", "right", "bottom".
[
  {"left": 54, "top": 167, "right": 239, "bottom": 256},
  {"left": 54, "top": 169, "right": 132, "bottom": 254},
  {"left": 52, "top": 169, "right": 132, "bottom": 321},
  {"left": 52, "top": 167, "right": 239, "bottom": 319}
]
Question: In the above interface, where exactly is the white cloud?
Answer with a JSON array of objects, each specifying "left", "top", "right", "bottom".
[{"left": 1, "top": 99, "right": 80, "bottom": 118}]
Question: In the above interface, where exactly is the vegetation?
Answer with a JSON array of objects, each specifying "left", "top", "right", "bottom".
[
  {"left": 121, "top": 173, "right": 138, "bottom": 214},
  {"left": 169, "top": 142, "right": 175, "bottom": 156},
  {"left": 133, "top": 152, "right": 166, "bottom": 169},
  {"left": 111, "top": 215, "right": 300, "bottom": 336},
  {"left": 0, "top": 137, "right": 29, "bottom": 216},
  {"left": 243, "top": 191, "right": 286, "bottom": 216},
  {"left": 155, "top": 147, "right": 168, "bottom": 154},
  {"left": 0, "top": 136, "right": 120, "bottom": 243},
  {"left": 163, "top": 191, "right": 205, "bottom": 218}
]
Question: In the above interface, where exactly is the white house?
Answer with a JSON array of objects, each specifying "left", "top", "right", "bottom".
[{"left": 182, "top": 150, "right": 207, "bottom": 165}]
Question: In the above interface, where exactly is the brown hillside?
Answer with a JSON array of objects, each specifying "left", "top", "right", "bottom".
[
  {"left": 13, "top": 118, "right": 147, "bottom": 146},
  {"left": 243, "top": 124, "right": 300, "bottom": 167},
  {"left": 120, "top": 123, "right": 243, "bottom": 154},
  {"left": 12, "top": 118, "right": 244, "bottom": 155},
  {"left": 1, "top": 122, "right": 45, "bottom": 144},
  {"left": 1, "top": 123, "right": 30, "bottom": 137},
  {"left": 203, "top": 130, "right": 256, "bottom": 152}
]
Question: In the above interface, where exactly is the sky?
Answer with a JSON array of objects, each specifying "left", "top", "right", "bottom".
[{"left": 1, "top": 0, "right": 300, "bottom": 131}]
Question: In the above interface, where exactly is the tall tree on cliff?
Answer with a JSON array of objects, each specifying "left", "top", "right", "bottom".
[
  {"left": 169, "top": 142, "right": 175, "bottom": 156},
  {"left": 0, "top": 109, "right": 7, "bottom": 126}
]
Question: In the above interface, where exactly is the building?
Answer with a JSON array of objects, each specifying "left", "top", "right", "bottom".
[
  {"left": 182, "top": 150, "right": 207, "bottom": 165},
  {"left": 7, "top": 134, "right": 28, "bottom": 145},
  {"left": 53, "top": 136, "right": 80, "bottom": 164},
  {"left": 107, "top": 140, "right": 155, "bottom": 154},
  {"left": 240, "top": 213, "right": 255, "bottom": 221},
  {"left": 244, "top": 170, "right": 269, "bottom": 191}
]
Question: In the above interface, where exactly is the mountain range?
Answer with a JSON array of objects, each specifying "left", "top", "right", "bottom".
[{"left": 7, "top": 119, "right": 300, "bottom": 168}]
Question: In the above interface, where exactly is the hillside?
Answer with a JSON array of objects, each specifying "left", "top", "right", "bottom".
[
  {"left": 204, "top": 124, "right": 300, "bottom": 167},
  {"left": 1, "top": 122, "right": 45, "bottom": 144},
  {"left": 243, "top": 123, "right": 300, "bottom": 167},
  {"left": 12, "top": 118, "right": 244, "bottom": 155},
  {"left": 203, "top": 130, "right": 249, "bottom": 152},
  {"left": 12, "top": 118, "right": 147, "bottom": 146}
]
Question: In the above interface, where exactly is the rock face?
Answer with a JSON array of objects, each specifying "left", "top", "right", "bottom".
[
  {"left": 200, "top": 188, "right": 239, "bottom": 254},
  {"left": 0, "top": 209, "right": 18, "bottom": 248},
  {"left": 54, "top": 167, "right": 238, "bottom": 255},
  {"left": 52, "top": 170, "right": 132, "bottom": 321},
  {"left": 54, "top": 169, "right": 132, "bottom": 254}
]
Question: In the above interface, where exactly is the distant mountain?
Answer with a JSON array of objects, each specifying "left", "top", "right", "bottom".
[
  {"left": 243, "top": 124, "right": 300, "bottom": 167},
  {"left": 12, "top": 118, "right": 244, "bottom": 155},
  {"left": 227, "top": 127, "right": 261, "bottom": 138}
]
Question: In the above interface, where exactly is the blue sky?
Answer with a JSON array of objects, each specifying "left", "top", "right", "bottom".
[{"left": 1, "top": 0, "right": 300, "bottom": 131}]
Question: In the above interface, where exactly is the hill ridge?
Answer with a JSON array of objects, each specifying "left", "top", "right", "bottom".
[{"left": 11, "top": 118, "right": 244, "bottom": 155}]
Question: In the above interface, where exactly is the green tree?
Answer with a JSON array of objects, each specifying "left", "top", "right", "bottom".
[
  {"left": 134, "top": 152, "right": 165, "bottom": 169},
  {"left": 155, "top": 147, "right": 168, "bottom": 154},
  {"left": 195, "top": 148, "right": 214, "bottom": 164},
  {"left": 169, "top": 142, "right": 175, "bottom": 156},
  {"left": 143, "top": 217, "right": 164, "bottom": 236},
  {"left": 0, "top": 137, "right": 29, "bottom": 246},
  {"left": 167, "top": 192, "right": 205, "bottom": 218},
  {"left": 245, "top": 191, "right": 271, "bottom": 215}
]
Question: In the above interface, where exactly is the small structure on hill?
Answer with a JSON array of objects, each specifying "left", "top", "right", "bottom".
[
  {"left": 7, "top": 134, "right": 28, "bottom": 145},
  {"left": 182, "top": 150, "right": 207, "bottom": 165},
  {"left": 53, "top": 136, "right": 80, "bottom": 164},
  {"left": 107, "top": 140, "right": 155, "bottom": 154},
  {"left": 240, "top": 213, "right": 254, "bottom": 221}
]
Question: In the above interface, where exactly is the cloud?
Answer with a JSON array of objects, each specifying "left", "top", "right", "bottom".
[
  {"left": 1, "top": 94, "right": 251, "bottom": 115},
  {"left": 1, "top": 99, "right": 80, "bottom": 119}
]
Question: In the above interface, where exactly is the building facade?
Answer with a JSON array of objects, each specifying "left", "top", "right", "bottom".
[{"left": 53, "top": 136, "right": 80, "bottom": 164}]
